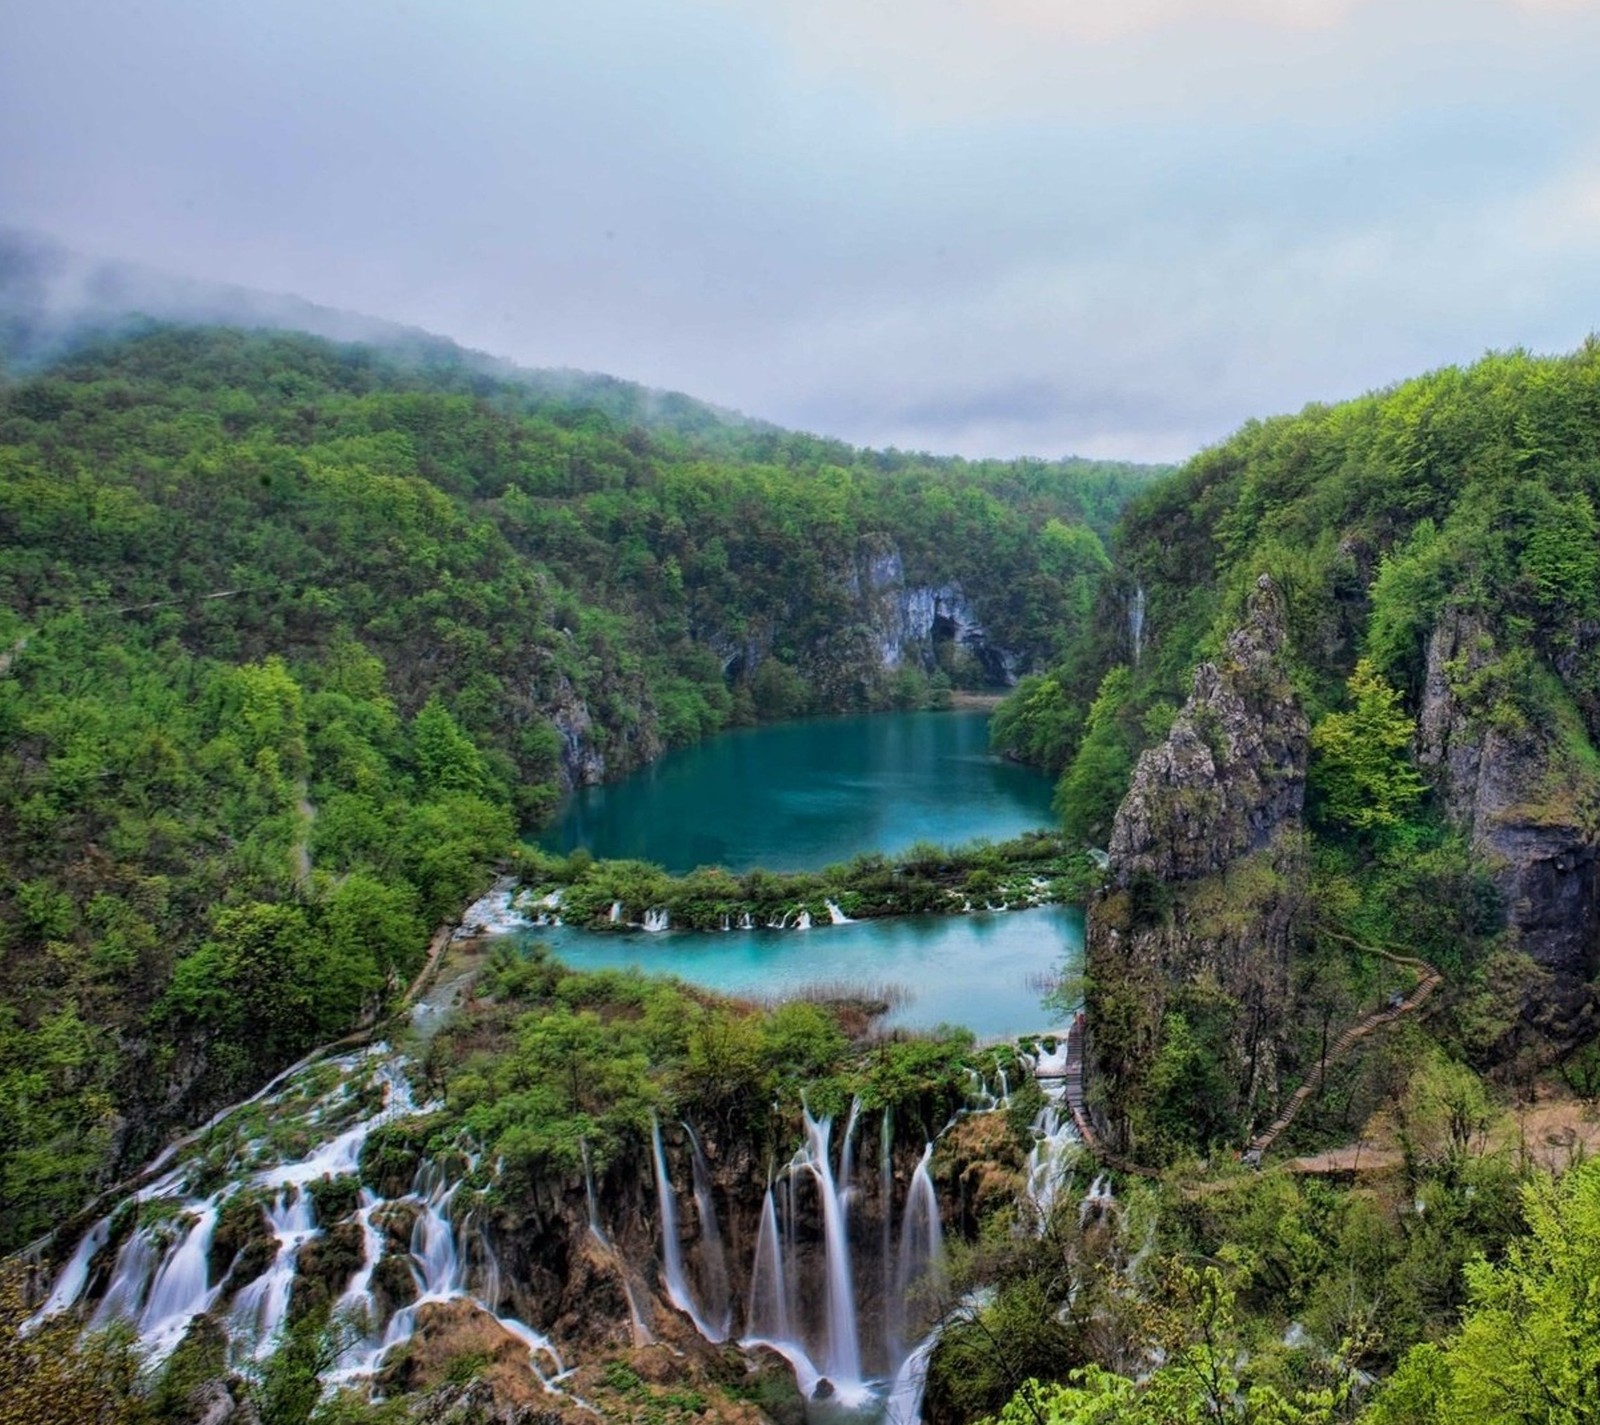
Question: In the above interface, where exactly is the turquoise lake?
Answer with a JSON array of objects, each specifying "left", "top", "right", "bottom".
[
  {"left": 524, "top": 709, "right": 1078, "bottom": 1038},
  {"left": 517, "top": 906, "right": 1081, "bottom": 1041},
  {"left": 539, "top": 708, "right": 1055, "bottom": 873}
]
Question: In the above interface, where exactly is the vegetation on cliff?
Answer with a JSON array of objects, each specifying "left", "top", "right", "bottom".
[{"left": 994, "top": 341, "right": 1600, "bottom": 1163}]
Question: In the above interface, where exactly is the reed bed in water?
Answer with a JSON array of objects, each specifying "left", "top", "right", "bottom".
[{"left": 761, "top": 979, "right": 912, "bottom": 1011}]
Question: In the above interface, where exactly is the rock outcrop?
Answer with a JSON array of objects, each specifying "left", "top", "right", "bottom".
[
  {"left": 1417, "top": 609, "right": 1600, "bottom": 1034},
  {"left": 1084, "top": 576, "right": 1310, "bottom": 1156}
]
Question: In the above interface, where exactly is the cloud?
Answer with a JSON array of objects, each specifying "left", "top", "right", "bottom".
[{"left": 1, "top": 0, "right": 1598, "bottom": 462}]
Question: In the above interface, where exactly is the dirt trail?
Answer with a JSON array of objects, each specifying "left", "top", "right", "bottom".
[{"left": 1250, "top": 930, "right": 1443, "bottom": 1157}]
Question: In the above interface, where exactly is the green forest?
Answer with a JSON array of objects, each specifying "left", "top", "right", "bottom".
[{"left": 0, "top": 323, "right": 1152, "bottom": 1251}]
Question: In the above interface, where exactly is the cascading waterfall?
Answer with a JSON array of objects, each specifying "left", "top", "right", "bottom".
[
  {"left": 888, "top": 1145, "right": 944, "bottom": 1363},
  {"left": 718, "top": 1100, "right": 955, "bottom": 1416},
  {"left": 746, "top": 1185, "right": 792, "bottom": 1343},
  {"left": 89, "top": 1225, "right": 160, "bottom": 1329},
  {"left": 825, "top": 900, "right": 854, "bottom": 924},
  {"left": 42, "top": 1028, "right": 983, "bottom": 1422},
  {"left": 1023, "top": 1039, "right": 1083, "bottom": 1229},
  {"left": 229, "top": 1187, "right": 317, "bottom": 1358},
  {"left": 651, "top": 1116, "right": 725, "bottom": 1342},
  {"left": 30, "top": 1216, "right": 109, "bottom": 1324},
  {"left": 580, "top": 1138, "right": 604, "bottom": 1241},
  {"left": 38, "top": 1044, "right": 564, "bottom": 1391},
  {"left": 879, "top": 1108, "right": 895, "bottom": 1325},
  {"left": 642, "top": 907, "right": 670, "bottom": 932},
  {"left": 684, "top": 1124, "right": 733, "bottom": 1339},
  {"left": 1129, "top": 582, "right": 1147, "bottom": 667},
  {"left": 800, "top": 1109, "right": 863, "bottom": 1391},
  {"left": 139, "top": 1201, "right": 221, "bottom": 1359}
]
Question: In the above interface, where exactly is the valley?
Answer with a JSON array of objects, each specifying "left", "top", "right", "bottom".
[{"left": 8, "top": 320, "right": 1600, "bottom": 1425}]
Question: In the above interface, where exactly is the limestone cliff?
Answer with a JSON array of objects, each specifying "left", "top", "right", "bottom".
[
  {"left": 1084, "top": 576, "right": 1309, "bottom": 1157},
  {"left": 1417, "top": 609, "right": 1600, "bottom": 1036}
]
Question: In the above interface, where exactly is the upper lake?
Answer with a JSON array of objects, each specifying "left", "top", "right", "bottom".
[{"left": 539, "top": 708, "right": 1056, "bottom": 873}]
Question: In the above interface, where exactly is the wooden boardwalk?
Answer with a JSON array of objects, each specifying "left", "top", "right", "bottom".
[{"left": 1035, "top": 1012, "right": 1159, "bottom": 1176}]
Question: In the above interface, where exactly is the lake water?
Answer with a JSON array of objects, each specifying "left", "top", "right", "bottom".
[
  {"left": 526, "top": 709, "right": 1077, "bottom": 1037},
  {"left": 517, "top": 905, "right": 1081, "bottom": 1040},
  {"left": 540, "top": 709, "right": 1056, "bottom": 873}
]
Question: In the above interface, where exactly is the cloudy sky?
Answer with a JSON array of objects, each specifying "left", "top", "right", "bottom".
[{"left": 4, "top": 0, "right": 1599, "bottom": 461}]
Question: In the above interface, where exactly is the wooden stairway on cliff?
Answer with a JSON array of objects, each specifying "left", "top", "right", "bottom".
[{"left": 1034, "top": 1014, "right": 1160, "bottom": 1177}]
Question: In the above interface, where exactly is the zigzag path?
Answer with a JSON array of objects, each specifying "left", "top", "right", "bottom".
[
  {"left": 1250, "top": 927, "right": 1443, "bottom": 1157},
  {"left": 1049, "top": 925, "right": 1443, "bottom": 1174}
]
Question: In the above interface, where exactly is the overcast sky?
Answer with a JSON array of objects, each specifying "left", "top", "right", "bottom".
[{"left": 4, "top": 0, "right": 1599, "bottom": 461}]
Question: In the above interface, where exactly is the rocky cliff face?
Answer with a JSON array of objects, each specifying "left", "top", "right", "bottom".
[
  {"left": 848, "top": 543, "right": 1019, "bottom": 685},
  {"left": 1417, "top": 609, "right": 1600, "bottom": 1035},
  {"left": 547, "top": 538, "right": 1023, "bottom": 789},
  {"left": 1084, "top": 576, "right": 1310, "bottom": 1156}
]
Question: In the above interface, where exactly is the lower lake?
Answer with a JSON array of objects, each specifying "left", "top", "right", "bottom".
[{"left": 514, "top": 905, "right": 1082, "bottom": 1041}]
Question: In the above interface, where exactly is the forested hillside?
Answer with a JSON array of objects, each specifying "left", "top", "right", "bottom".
[
  {"left": 0, "top": 323, "right": 1156, "bottom": 1250},
  {"left": 996, "top": 339, "right": 1600, "bottom": 1157}
]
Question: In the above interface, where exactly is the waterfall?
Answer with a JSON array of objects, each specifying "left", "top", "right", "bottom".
[
  {"left": 1129, "top": 583, "right": 1146, "bottom": 667},
  {"left": 884, "top": 1331, "right": 940, "bottom": 1425},
  {"left": 1079, "top": 1173, "right": 1114, "bottom": 1227},
  {"left": 888, "top": 1145, "right": 944, "bottom": 1360},
  {"left": 337, "top": 1189, "right": 383, "bottom": 1318},
  {"left": 642, "top": 907, "right": 670, "bottom": 933},
  {"left": 795, "top": 909, "right": 812, "bottom": 930},
  {"left": 825, "top": 900, "right": 853, "bottom": 925},
  {"left": 608, "top": 901, "right": 623, "bottom": 923},
  {"left": 42, "top": 1026, "right": 967, "bottom": 1419},
  {"left": 684, "top": 1124, "right": 733, "bottom": 1340},
  {"left": 90, "top": 1226, "right": 159, "bottom": 1328},
  {"left": 139, "top": 1201, "right": 222, "bottom": 1361},
  {"left": 880, "top": 1109, "right": 895, "bottom": 1329},
  {"left": 580, "top": 1139, "right": 604, "bottom": 1242},
  {"left": 651, "top": 1118, "right": 722, "bottom": 1341},
  {"left": 39, "top": 1041, "right": 570, "bottom": 1394},
  {"left": 746, "top": 1186, "right": 792, "bottom": 1343},
  {"left": 797, "top": 1110, "right": 862, "bottom": 1390},
  {"left": 30, "top": 1215, "right": 109, "bottom": 1324},
  {"left": 838, "top": 1097, "right": 862, "bottom": 1212},
  {"left": 230, "top": 1185, "right": 320, "bottom": 1359}
]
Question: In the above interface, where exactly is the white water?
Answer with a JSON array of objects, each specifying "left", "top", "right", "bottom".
[
  {"left": 825, "top": 900, "right": 854, "bottom": 925},
  {"left": 30, "top": 1216, "right": 108, "bottom": 1324},
  {"left": 1023, "top": 1038, "right": 1083, "bottom": 1229},
  {"left": 41, "top": 1018, "right": 984, "bottom": 1423},
  {"left": 684, "top": 1124, "right": 733, "bottom": 1340},
  {"left": 651, "top": 1117, "right": 725, "bottom": 1341},
  {"left": 38, "top": 1045, "right": 563, "bottom": 1389},
  {"left": 884, "top": 1330, "right": 940, "bottom": 1425},
  {"left": 1129, "top": 583, "right": 1146, "bottom": 668},
  {"left": 747, "top": 1186, "right": 792, "bottom": 1343},
  {"left": 642, "top": 907, "right": 670, "bottom": 932},
  {"left": 888, "top": 1146, "right": 944, "bottom": 1362}
]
